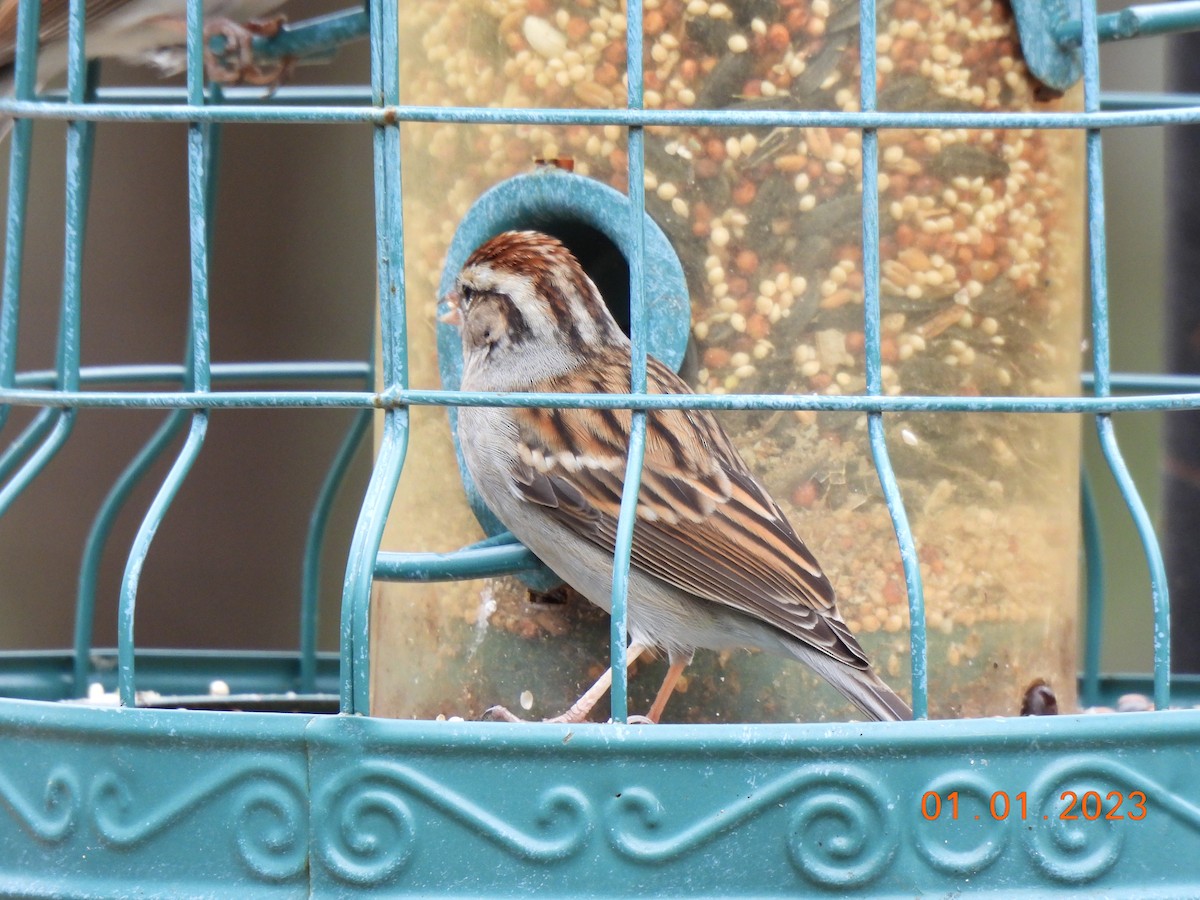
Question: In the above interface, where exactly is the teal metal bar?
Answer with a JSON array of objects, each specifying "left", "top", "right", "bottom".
[
  {"left": 375, "top": 537, "right": 539, "bottom": 583},
  {"left": 1080, "top": 473, "right": 1105, "bottom": 708},
  {"left": 73, "top": 411, "right": 189, "bottom": 697},
  {"left": 1057, "top": 1, "right": 1200, "bottom": 48},
  {"left": 0, "top": 411, "right": 59, "bottom": 482},
  {"left": 7, "top": 649, "right": 341, "bottom": 701},
  {"left": 16, "top": 84, "right": 1188, "bottom": 113},
  {"left": 0, "top": 0, "right": 42, "bottom": 434},
  {"left": 1103, "top": 91, "right": 1200, "bottom": 110},
  {"left": 10, "top": 384, "right": 1200, "bottom": 414},
  {"left": 74, "top": 82, "right": 235, "bottom": 699},
  {"left": 300, "top": 407, "right": 370, "bottom": 694},
  {"left": 13, "top": 361, "right": 372, "bottom": 387},
  {"left": 0, "top": 40, "right": 98, "bottom": 512},
  {"left": 116, "top": 414, "right": 207, "bottom": 706},
  {"left": 340, "top": 0, "right": 405, "bottom": 715},
  {"left": 340, "top": 411, "right": 405, "bottom": 714},
  {"left": 117, "top": 0, "right": 216, "bottom": 706},
  {"left": 9, "top": 100, "right": 1200, "bottom": 130},
  {"left": 8, "top": 362, "right": 1179, "bottom": 394},
  {"left": 75, "top": 77, "right": 225, "bottom": 698},
  {"left": 203, "top": 86, "right": 224, "bottom": 228},
  {"left": 245, "top": 6, "right": 369, "bottom": 62},
  {"left": 606, "top": 0, "right": 649, "bottom": 726},
  {"left": 1080, "top": 0, "right": 1170, "bottom": 710},
  {"left": 68, "top": 85, "right": 376, "bottom": 104},
  {"left": 859, "top": 0, "right": 926, "bottom": 719}
]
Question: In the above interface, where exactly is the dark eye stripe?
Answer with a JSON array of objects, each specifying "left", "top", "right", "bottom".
[
  {"left": 473, "top": 291, "right": 531, "bottom": 344},
  {"left": 503, "top": 296, "right": 532, "bottom": 343}
]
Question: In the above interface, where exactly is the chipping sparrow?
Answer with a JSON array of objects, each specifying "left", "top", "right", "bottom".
[
  {"left": 444, "top": 230, "right": 912, "bottom": 724},
  {"left": 0, "top": 0, "right": 291, "bottom": 138}
]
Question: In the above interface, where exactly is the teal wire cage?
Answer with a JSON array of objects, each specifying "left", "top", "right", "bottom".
[{"left": 2, "top": 0, "right": 1200, "bottom": 895}]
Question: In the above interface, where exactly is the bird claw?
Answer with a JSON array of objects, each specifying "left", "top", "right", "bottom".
[
  {"left": 481, "top": 704, "right": 526, "bottom": 723},
  {"left": 203, "top": 16, "right": 294, "bottom": 92},
  {"left": 481, "top": 704, "right": 597, "bottom": 724},
  {"left": 242, "top": 14, "right": 287, "bottom": 39}
]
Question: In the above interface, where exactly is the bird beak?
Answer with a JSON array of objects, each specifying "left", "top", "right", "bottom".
[{"left": 438, "top": 290, "right": 463, "bottom": 327}]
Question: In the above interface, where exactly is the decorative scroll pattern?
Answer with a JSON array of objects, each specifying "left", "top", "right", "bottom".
[
  {"left": 605, "top": 765, "right": 896, "bottom": 888},
  {"left": 2, "top": 748, "right": 1200, "bottom": 891},
  {"left": 313, "top": 760, "right": 593, "bottom": 885},
  {"left": 1024, "top": 757, "right": 1200, "bottom": 884},
  {"left": 913, "top": 771, "right": 1010, "bottom": 874},
  {"left": 0, "top": 764, "right": 80, "bottom": 843},
  {"left": 914, "top": 755, "right": 1200, "bottom": 886},
  {"left": 0, "top": 762, "right": 307, "bottom": 883},
  {"left": 91, "top": 764, "right": 308, "bottom": 882}
]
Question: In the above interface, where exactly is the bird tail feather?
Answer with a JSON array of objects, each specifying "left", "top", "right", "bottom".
[{"left": 799, "top": 647, "right": 913, "bottom": 722}]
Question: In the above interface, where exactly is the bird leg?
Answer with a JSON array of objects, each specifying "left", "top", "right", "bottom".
[
  {"left": 483, "top": 642, "right": 648, "bottom": 724},
  {"left": 643, "top": 653, "right": 692, "bottom": 724},
  {"left": 203, "top": 16, "right": 294, "bottom": 90}
]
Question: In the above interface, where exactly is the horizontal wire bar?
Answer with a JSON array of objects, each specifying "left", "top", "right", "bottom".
[
  {"left": 3, "top": 385, "right": 1200, "bottom": 412},
  {"left": 51, "top": 85, "right": 376, "bottom": 105},
  {"left": 5, "top": 100, "right": 1200, "bottom": 129},
  {"left": 376, "top": 542, "right": 539, "bottom": 582},
  {"left": 1, "top": 368, "right": 1185, "bottom": 396},
  {"left": 12, "top": 361, "right": 371, "bottom": 387},
  {"left": 29, "top": 85, "right": 1171, "bottom": 111},
  {"left": 1102, "top": 91, "right": 1200, "bottom": 110},
  {"left": 1082, "top": 373, "right": 1200, "bottom": 392},
  {"left": 1058, "top": 0, "right": 1200, "bottom": 47},
  {"left": 243, "top": 6, "right": 368, "bottom": 61}
]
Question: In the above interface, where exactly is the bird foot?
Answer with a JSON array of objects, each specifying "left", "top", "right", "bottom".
[
  {"left": 242, "top": 14, "right": 288, "bottom": 39},
  {"left": 481, "top": 704, "right": 595, "bottom": 724},
  {"left": 203, "top": 16, "right": 294, "bottom": 91},
  {"left": 481, "top": 704, "right": 525, "bottom": 723}
]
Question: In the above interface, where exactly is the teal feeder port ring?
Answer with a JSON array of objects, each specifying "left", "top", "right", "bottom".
[
  {"left": 436, "top": 167, "right": 690, "bottom": 588},
  {"left": 1012, "top": 0, "right": 1200, "bottom": 92},
  {"left": 1010, "top": 0, "right": 1083, "bottom": 93}
]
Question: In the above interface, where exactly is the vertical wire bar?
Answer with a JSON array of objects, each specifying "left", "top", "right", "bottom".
[
  {"left": 1080, "top": 0, "right": 1170, "bottom": 708},
  {"left": 301, "top": 406, "right": 370, "bottom": 693},
  {"left": 202, "top": 85, "right": 224, "bottom": 238},
  {"left": 1080, "top": 471, "right": 1104, "bottom": 706},
  {"left": 0, "top": 29, "right": 98, "bottom": 513},
  {"left": 342, "top": 0, "right": 406, "bottom": 714},
  {"left": 117, "top": 416, "right": 207, "bottom": 706},
  {"left": 0, "top": 0, "right": 42, "bottom": 434},
  {"left": 76, "top": 83, "right": 227, "bottom": 697},
  {"left": 13, "top": 5, "right": 95, "bottom": 633},
  {"left": 607, "top": 0, "right": 648, "bottom": 724},
  {"left": 859, "top": 0, "right": 926, "bottom": 717},
  {"left": 59, "top": 0, "right": 92, "bottom": 398},
  {"left": 118, "top": 0, "right": 213, "bottom": 706},
  {"left": 73, "top": 413, "right": 188, "bottom": 696}
]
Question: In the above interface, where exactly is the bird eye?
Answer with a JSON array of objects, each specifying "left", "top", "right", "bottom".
[{"left": 460, "top": 286, "right": 475, "bottom": 305}]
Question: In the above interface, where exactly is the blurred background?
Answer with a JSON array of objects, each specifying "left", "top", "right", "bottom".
[
  {"left": 0, "top": 0, "right": 1175, "bottom": 677},
  {"left": 0, "top": 0, "right": 375, "bottom": 654}
]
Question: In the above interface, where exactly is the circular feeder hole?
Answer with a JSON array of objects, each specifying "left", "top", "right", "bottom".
[{"left": 534, "top": 218, "right": 631, "bottom": 336}]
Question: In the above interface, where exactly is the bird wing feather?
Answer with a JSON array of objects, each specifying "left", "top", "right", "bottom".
[
  {"left": 0, "top": 0, "right": 134, "bottom": 67},
  {"left": 509, "top": 356, "right": 872, "bottom": 670}
]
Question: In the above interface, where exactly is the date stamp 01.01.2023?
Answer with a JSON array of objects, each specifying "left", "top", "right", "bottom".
[{"left": 921, "top": 789, "right": 1148, "bottom": 822}]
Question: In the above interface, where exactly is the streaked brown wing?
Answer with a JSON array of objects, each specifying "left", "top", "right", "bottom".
[
  {"left": 511, "top": 356, "right": 872, "bottom": 670},
  {"left": 0, "top": 0, "right": 142, "bottom": 67}
]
